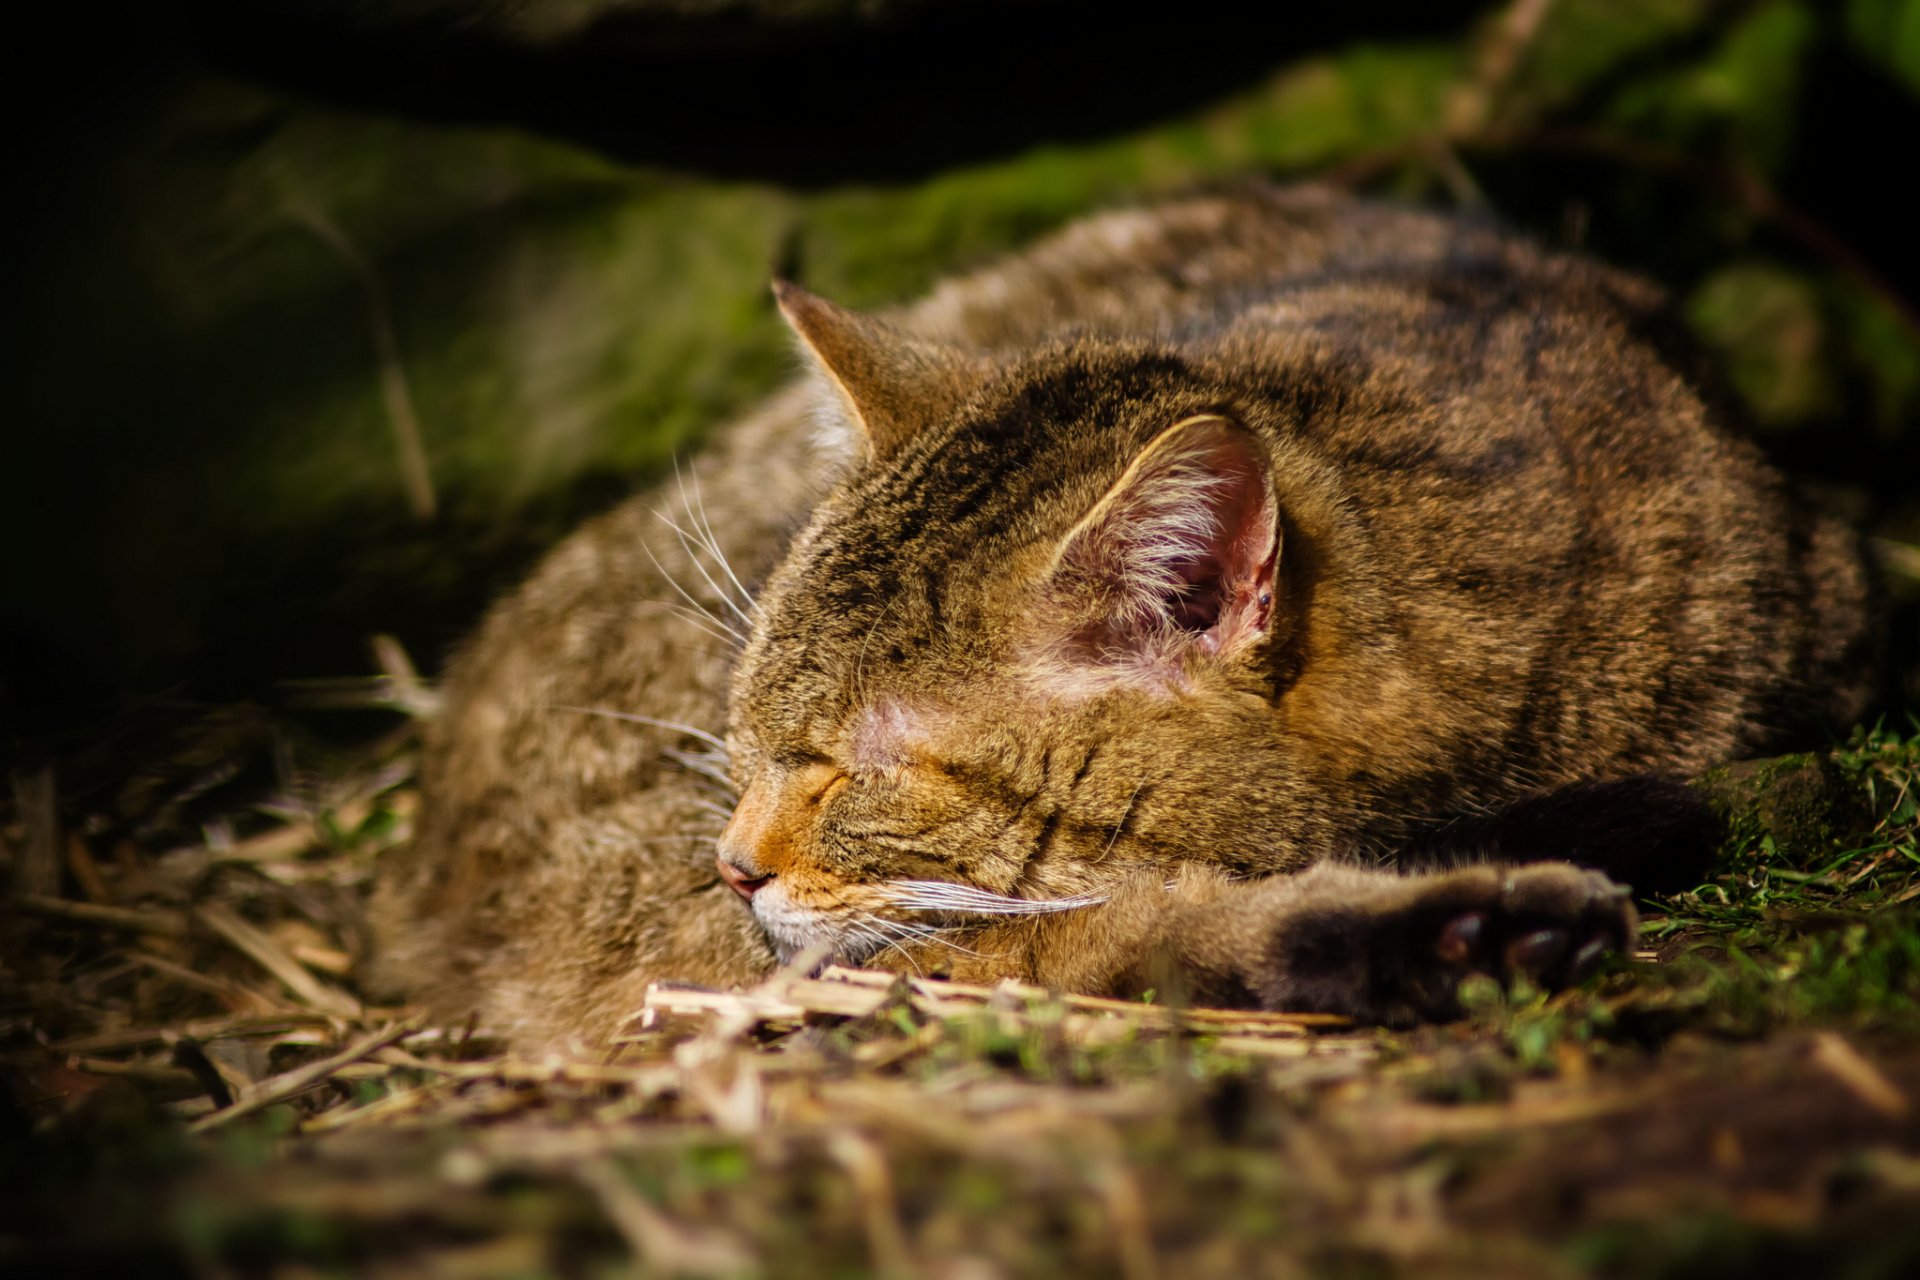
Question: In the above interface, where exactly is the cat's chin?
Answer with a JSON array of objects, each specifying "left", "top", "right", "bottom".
[{"left": 748, "top": 884, "right": 871, "bottom": 967}]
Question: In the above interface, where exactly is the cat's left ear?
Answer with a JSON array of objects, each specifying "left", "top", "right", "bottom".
[
  {"left": 773, "top": 281, "right": 981, "bottom": 465},
  {"left": 1045, "top": 414, "right": 1280, "bottom": 678}
]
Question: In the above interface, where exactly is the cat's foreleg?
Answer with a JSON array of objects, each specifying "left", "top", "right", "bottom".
[
  {"left": 1182, "top": 860, "right": 1638, "bottom": 1024},
  {"left": 905, "top": 861, "right": 1636, "bottom": 1025}
]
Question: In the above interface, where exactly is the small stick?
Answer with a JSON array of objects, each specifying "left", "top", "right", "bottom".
[
  {"left": 575, "top": 1159, "right": 753, "bottom": 1276},
  {"left": 64, "top": 833, "right": 114, "bottom": 904},
  {"left": 297, "top": 1078, "right": 446, "bottom": 1136},
  {"left": 289, "top": 206, "right": 436, "bottom": 523},
  {"left": 1811, "top": 1032, "right": 1911, "bottom": 1120},
  {"left": 69, "top": 1057, "right": 202, "bottom": 1087},
  {"left": 821, "top": 967, "right": 1345, "bottom": 1027},
  {"left": 11, "top": 768, "right": 61, "bottom": 898},
  {"left": 826, "top": 1133, "right": 915, "bottom": 1280},
  {"left": 52, "top": 1014, "right": 332, "bottom": 1054},
  {"left": 189, "top": 1021, "right": 417, "bottom": 1134},
  {"left": 220, "top": 823, "right": 321, "bottom": 864},
  {"left": 128, "top": 950, "right": 272, "bottom": 1005},
  {"left": 8, "top": 893, "right": 189, "bottom": 938},
  {"left": 1091, "top": 1148, "right": 1161, "bottom": 1280},
  {"left": 1874, "top": 538, "right": 1920, "bottom": 585},
  {"left": 194, "top": 902, "right": 361, "bottom": 1018},
  {"left": 371, "top": 633, "right": 441, "bottom": 718}
]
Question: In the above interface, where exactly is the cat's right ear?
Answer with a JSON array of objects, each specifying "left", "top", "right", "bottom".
[
  {"left": 1035, "top": 415, "right": 1281, "bottom": 693},
  {"left": 773, "top": 281, "right": 980, "bottom": 465}
]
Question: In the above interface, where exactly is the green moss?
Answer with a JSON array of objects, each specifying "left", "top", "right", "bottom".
[{"left": 1693, "top": 751, "right": 1860, "bottom": 872}]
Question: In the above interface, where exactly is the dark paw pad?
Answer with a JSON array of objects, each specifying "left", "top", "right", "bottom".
[
  {"left": 1436, "top": 911, "right": 1486, "bottom": 964},
  {"left": 1430, "top": 865, "right": 1635, "bottom": 992},
  {"left": 1257, "top": 862, "right": 1638, "bottom": 1025}
]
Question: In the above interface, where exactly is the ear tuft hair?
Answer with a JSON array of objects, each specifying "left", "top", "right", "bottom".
[{"left": 1041, "top": 415, "right": 1279, "bottom": 691}]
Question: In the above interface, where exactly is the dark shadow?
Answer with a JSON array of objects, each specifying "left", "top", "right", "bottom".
[
  {"left": 1402, "top": 775, "right": 1725, "bottom": 897},
  {"left": 180, "top": 1, "right": 1484, "bottom": 185}
]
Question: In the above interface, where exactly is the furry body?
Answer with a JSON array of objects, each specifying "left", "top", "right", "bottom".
[{"left": 370, "top": 187, "right": 1874, "bottom": 1049}]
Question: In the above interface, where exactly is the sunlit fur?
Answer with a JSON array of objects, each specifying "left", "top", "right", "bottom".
[{"left": 371, "top": 186, "right": 1877, "bottom": 1050}]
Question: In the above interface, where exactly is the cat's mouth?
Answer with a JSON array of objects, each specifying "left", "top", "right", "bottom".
[
  {"left": 746, "top": 880, "right": 858, "bottom": 961},
  {"left": 747, "top": 877, "right": 1108, "bottom": 965}
]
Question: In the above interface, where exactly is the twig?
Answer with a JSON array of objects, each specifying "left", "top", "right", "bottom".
[
  {"left": 575, "top": 1159, "right": 754, "bottom": 1276},
  {"left": 1874, "top": 538, "right": 1920, "bottom": 586},
  {"left": 11, "top": 768, "right": 61, "bottom": 898},
  {"left": 297, "top": 1077, "right": 448, "bottom": 1135},
  {"left": 195, "top": 902, "right": 362, "bottom": 1017},
  {"left": 1346, "top": 1084, "right": 1658, "bottom": 1147},
  {"left": 1811, "top": 1032, "right": 1911, "bottom": 1120},
  {"left": 288, "top": 206, "right": 437, "bottom": 522},
  {"left": 52, "top": 1014, "right": 337, "bottom": 1054},
  {"left": 68, "top": 1056, "right": 203, "bottom": 1088},
  {"left": 189, "top": 1021, "right": 418, "bottom": 1134},
  {"left": 219, "top": 822, "right": 323, "bottom": 863},
  {"left": 64, "top": 833, "right": 113, "bottom": 904},
  {"left": 640, "top": 968, "right": 1347, "bottom": 1043},
  {"left": 826, "top": 1133, "right": 915, "bottom": 1280},
  {"left": 371, "top": 633, "right": 442, "bottom": 718},
  {"left": 8, "top": 893, "right": 189, "bottom": 938},
  {"left": 1445, "top": 0, "right": 1557, "bottom": 137},
  {"left": 129, "top": 950, "right": 275, "bottom": 1005},
  {"left": 1087, "top": 1130, "right": 1161, "bottom": 1280}
]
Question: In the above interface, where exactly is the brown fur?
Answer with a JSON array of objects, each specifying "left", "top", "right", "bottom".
[{"left": 368, "top": 186, "right": 1875, "bottom": 1051}]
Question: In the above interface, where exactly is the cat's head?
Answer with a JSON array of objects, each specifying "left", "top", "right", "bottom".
[{"left": 719, "top": 284, "right": 1303, "bottom": 961}]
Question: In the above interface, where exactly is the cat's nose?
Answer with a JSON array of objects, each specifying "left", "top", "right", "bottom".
[{"left": 715, "top": 852, "right": 772, "bottom": 900}]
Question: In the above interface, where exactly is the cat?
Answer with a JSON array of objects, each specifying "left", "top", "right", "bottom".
[{"left": 367, "top": 185, "right": 1877, "bottom": 1051}]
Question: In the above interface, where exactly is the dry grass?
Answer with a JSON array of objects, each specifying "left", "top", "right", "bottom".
[{"left": 6, "top": 696, "right": 1920, "bottom": 1277}]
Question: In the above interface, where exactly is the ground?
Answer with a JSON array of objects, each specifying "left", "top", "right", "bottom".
[{"left": 3, "top": 715, "right": 1919, "bottom": 1277}]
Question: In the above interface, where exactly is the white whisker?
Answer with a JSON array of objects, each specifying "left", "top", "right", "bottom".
[
  {"left": 1093, "top": 783, "right": 1145, "bottom": 864},
  {"left": 663, "top": 747, "right": 737, "bottom": 791},
  {"left": 644, "top": 543, "right": 748, "bottom": 646},
  {"left": 879, "top": 880, "right": 1107, "bottom": 916},
  {"left": 846, "top": 920, "right": 921, "bottom": 974},
  {"left": 548, "top": 705, "right": 730, "bottom": 755},
  {"left": 656, "top": 504, "right": 755, "bottom": 629},
  {"left": 868, "top": 915, "right": 986, "bottom": 959},
  {"left": 677, "top": 459, "right": 761, "bottom": 620},
  {"left": 692, "top": 797, "right": 737, "bottom": 823},
  {"left": 664, "top": 602, "right": 749, "bottom": 650}
]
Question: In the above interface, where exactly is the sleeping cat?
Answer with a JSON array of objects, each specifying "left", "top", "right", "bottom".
[{"left": 368, "top": 186, "right": 1876, "bottom": 1050}]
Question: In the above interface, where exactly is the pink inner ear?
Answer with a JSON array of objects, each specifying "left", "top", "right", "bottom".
[
  {"left": 1166, "top": 435, "right": 1279, "bottom": 655},
  {"left": 1055, "top": 418, "right": 1279, "bottom": 673}
]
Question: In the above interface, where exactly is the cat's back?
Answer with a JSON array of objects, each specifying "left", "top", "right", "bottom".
[
  {"left": 1167, "top": 210, "right": 1876, "bottom": 795},
  {"left": 943, "top": 189, "right": 1874, "bottom": 775}
]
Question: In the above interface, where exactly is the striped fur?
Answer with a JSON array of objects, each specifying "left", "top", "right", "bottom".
[{"left": 370, "top": 186, "right": 1878, "bottom": 1050}]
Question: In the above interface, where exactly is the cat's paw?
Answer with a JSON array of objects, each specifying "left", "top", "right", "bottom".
[{"left": 1256, "top": 862, "right": 1636, "bottom": 1024}]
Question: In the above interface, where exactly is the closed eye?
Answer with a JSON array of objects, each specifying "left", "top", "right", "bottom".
[{"left": 809, "top": 770, "right": 853, "bottom": 806}]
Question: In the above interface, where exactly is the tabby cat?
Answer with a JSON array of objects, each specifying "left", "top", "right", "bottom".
[{"left": 368, "top": 186, "right": 1875, "bottom": 1051}]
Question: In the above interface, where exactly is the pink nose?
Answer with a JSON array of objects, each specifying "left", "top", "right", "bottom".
[{"left": 716, "top": 853, "right": 771, "bottom": 900}]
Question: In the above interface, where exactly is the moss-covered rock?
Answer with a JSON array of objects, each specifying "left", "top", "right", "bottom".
[
  {"left": 5, "top": 0, "right": 1915, "bottom": 723},
  {"left": 1694, "top": 753, "right": 1869, "bottom": 872}
]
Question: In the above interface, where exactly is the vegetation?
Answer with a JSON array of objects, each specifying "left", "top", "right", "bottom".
[
  {"left": 6, "top": 0, "right": 1917, "bottom": 710},
  {"left": 4, "top": 715, "right": 1920, "bottom": 1275}
]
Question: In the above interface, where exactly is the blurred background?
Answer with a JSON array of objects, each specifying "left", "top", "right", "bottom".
[{"left": 4, "top": 0, "right": 1917, "bottom": 754}]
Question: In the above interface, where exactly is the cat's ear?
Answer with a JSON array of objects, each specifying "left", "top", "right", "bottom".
[
  {"left": 773, "top": 281, "right": 979, "bottom": 465},
  {"left": 1045, "top": 415, "right": 1280, "bottom": 681}
]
